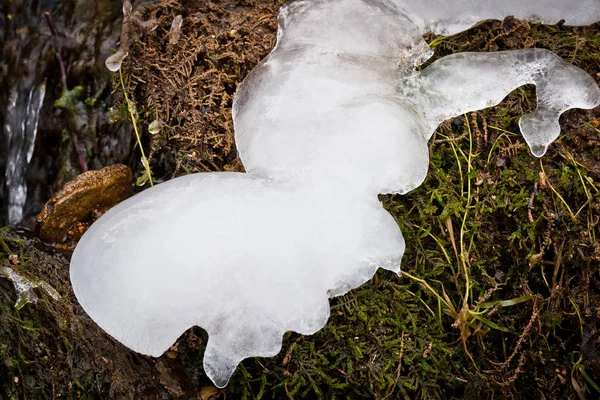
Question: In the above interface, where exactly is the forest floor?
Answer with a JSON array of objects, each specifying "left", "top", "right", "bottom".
[{"left": 2, "top": 0, "right": 600, "bottom": 399}]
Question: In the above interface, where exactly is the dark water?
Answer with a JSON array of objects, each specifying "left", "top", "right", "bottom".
[{"left": 0, "top": 0, "right": 135, "bottom": 227}]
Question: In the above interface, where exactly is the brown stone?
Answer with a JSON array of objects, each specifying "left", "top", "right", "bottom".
[{"left": 36, "top": 164, "right": 133, "bottom": 243}]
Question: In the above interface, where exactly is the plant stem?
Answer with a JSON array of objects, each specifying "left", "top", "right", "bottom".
[{"left": 119, "top": 67, "right": 153, "bottom": 186}]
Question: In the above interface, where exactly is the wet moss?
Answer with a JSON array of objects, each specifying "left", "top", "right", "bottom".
[
  {"left": 2, "top": 2, "right": 600, "bottom": 399},
  {"left": 0, "top": 229, "right": 167, "bottom": 399},
  {"left": 212, "top": 16, "right": 600, "bottom": 400}
]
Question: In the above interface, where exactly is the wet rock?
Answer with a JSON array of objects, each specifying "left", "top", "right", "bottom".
[
  {"left": 0, "top": 228, "right": 168, "bottom": 399},
  {"left": 199, "top": 385, "right": 221, "bottom": 400},
  {"left": 35, "top": 165, "right": 132, "bottom": 243}
]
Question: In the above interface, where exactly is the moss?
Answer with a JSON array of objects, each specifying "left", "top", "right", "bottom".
[
  {"left": 2, "top": 2, "right": 600, "bottom": 399},
  {"left": 0, "top": 229, "right": 169, "bottom": 399},
  {"left": 212, "top": 16, "right": 600, "bottom": 400},
  {"left": 54, "top": 86, "right": 86, "bottom": 114}
]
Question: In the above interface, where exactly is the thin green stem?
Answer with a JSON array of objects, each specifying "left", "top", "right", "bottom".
[
  {"left": 460, "top": 114, "right": 473, "bottom": 306},
  {"left": 119, "top": 67, "right": 153, "bottom": 186},
  {"left": 540, "top": 160, "right": 574, "bottom": 221}
]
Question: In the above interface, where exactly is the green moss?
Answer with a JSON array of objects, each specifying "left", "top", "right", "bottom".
[
  {"left": 213, "top": 18, "right": 600, "bottom": 399},
  {"left": 54, "top": 86, "right": 86, "bottom": 114}
]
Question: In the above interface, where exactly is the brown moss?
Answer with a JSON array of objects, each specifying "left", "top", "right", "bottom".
[{"left": 116, "top": 0, "right": 286, "bottom": 175}]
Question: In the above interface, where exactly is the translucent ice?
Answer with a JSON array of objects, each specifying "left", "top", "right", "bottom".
[
  {"left": 71, "top": 174, "right": 404, "bottom": 387},
  {"left": 397, "top": 0, "right": 600, "bottom": 35},
  {"left": 71, "top": 0, "right": 600, "bottom": 388},
  {"left": 1, "top": 266, "right": 61, "bottom": 310}
]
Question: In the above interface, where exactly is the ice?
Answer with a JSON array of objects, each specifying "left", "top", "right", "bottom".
[
  {"left": 1, "top": 266, "right": 61, "bottom": 310},
  {"left": 396, "top": 0, "right": 600, "bottom": 35},
  {"left": 418, "top": 49, "right": 600, "bottom": 156},
  {"left": 233, "top": 0, "right": 600, "bottom": 192},
  {"left": 71, "top": 173, "right": 403, "bottom": 387},
  {"left": 71, "top": 0, "right": 600, "bottom": 388}
]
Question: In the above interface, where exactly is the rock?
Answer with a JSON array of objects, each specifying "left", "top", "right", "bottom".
[
  {"left": 35, "top": 164, "right": 132, "bottom": 243},
  {"left": 199, "top": 385, "right": 221, "bottom": 400},
  {"left": 0, "top": 228, "right": 167, "bottom": 398}
]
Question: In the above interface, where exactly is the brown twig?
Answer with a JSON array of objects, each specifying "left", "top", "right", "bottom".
[
  {"left": 497, "top": 301, "right": 539, "bottom": 370},
  {"left": 386, "top": 331, "right": 406, "bottom": 399},
  {"left": 44, "top": 12, "right": 88, "bottom": 173},
  {"left": 527, "top": 182, "right": 539, "bottom": 223},
  {"left": 282, "top": 337, "right": 300, "bottom": 367},
  {"left": 106, "top": 1, "right": 158, "bottom": 72},
  {"left": 71, "top": 132, "right": 88, "bottom": 173},
  {"left": 43, "top": 12, "right": 67, "bottom": 92}
]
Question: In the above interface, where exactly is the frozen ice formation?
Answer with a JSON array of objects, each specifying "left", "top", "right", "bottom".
[
  {"left": 71, "top": 174, "right": 404, "bottom": 386},
  {"left": 1, "top": 266, "right": 61, "bottom": 310},
  {"left": 398, "top": 0, "right": 600, "bottom": 35},
  {"left": 71, "top": 0, "right": 600, "bottom": 388}
]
